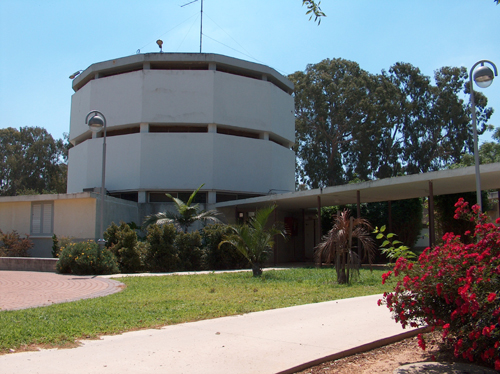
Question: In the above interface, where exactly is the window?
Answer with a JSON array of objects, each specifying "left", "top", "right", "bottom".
[{"left": 31, "top": 202, "right": 53, "bottom": 236}]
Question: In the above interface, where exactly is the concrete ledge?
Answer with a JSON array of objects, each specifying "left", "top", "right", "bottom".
[{"left": 0, "top": 257, "right": 57, "bottom": 272}]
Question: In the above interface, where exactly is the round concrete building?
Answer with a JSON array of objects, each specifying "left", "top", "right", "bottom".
[{"left": 67, "top": 53, "right": 295, "bottom": 207}]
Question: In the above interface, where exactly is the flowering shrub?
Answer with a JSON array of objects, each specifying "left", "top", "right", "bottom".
[
  {"left": 0, "top": 230, "right": 33, "bottom": 257},
  {"left": 56, "top": 241, "right": 119, "bottom": 275},
  {"left": 379, "top": 198, "right": 500, "bottom": 370}
]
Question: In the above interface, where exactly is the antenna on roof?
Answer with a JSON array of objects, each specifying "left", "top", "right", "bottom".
[
  {"left": 156, "top": 39, "right": 163, "bottom": 53},
  {"left": 69, "top": 70, "right": 83, "bottom": 79},
  {"left": 181, "top": 0, "right": 203, "bottom": 53}
]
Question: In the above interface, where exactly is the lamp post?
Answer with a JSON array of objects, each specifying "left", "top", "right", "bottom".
[
  {"left": 85, "top": 110, "right": 107, "bottom": 248},
  {"left": 469, "top": 60, "right": 498, "bottom": 212}
]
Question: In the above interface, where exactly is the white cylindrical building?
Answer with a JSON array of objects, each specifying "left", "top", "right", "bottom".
[{"left": 67, "top": 53, "right": 295, "bottom": 206}]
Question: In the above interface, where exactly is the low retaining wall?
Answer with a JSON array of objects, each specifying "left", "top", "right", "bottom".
[{"left": 0, "top": 257, "right": 57, "bottom": 272}]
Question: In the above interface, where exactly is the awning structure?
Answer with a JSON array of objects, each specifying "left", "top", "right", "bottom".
[{"left": 216, "top": 163, "right": 500, "bottom": 211}]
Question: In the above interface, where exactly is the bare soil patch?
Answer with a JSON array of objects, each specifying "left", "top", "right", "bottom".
[{"left": 294, "top": 331, "right": 496, "bottom": 374}]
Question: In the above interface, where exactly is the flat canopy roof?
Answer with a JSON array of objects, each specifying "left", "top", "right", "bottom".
[{"left": 216, "top": 163, "right": 500, "bottom": 211}]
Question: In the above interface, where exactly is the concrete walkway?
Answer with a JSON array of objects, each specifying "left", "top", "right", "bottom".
[{"left": 0, "top": 288, "right": 420, "bottom": 374}]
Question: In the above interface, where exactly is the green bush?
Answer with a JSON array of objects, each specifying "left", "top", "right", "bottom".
[
  {"left": 0, "top": 230, "right": 33, "bottom": 257},
  {"left": 51, "top": 235, "right": 75, "bottom": 258},
  {"left": 322, "top": 198, "right": 423, "bottom": 263},
  {"left": 201, "top": 224, "right": 249, "bottom": 270},
  {"left": 144, "top": 224, "right": 179, "bottom": 272},
  {"left": 176, "top": 231, "right": 202, "bottom": 271},
  {"left": 104, "top": 222, "right": 143, "bottom": 273},
  {"left": 56, "top": 241, "right": 119, "bottom": 275}
]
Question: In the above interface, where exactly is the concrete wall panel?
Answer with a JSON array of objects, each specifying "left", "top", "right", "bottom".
[{"left": 0, "top": 201, "right": 31, "bottom": 235}]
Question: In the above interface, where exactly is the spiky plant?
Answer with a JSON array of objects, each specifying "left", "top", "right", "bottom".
[
  {"left": 316, "top": 209, "right": 377, "bottom": 284},
  {"left": 219, "top": 205, "right": 287, "bottom": 277},
  {"left": 142, "top": 184, "right": 221, "bottom": 233}
]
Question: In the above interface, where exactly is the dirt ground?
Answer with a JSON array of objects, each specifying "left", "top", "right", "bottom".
[{"left": 294, "top": 331, "right": 495, "bottom": 374}]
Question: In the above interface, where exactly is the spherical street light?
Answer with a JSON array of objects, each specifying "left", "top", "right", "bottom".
[
  {"left": 469, "top": 60, "right": 498, "bottom": 213},
  {"left": 85, "top": 110, "right": 107, "bottom": 249},
  {"left": 473, "top": 65, "right": 495, "bottom": 88}
]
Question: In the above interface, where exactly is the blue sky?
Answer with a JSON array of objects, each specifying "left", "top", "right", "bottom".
[{"left": 1, "top": 0, "right": 499, "bottom": 146}]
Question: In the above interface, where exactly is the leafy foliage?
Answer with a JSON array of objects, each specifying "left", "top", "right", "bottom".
[
  {"left": 290, "top": 59, "right": 493, "bottom": 188},
  {"left": 220, "top": 205, "right": 287, "bottom": 276},
  {"left": 56, "top": 241, "right": 119, "bottom": 275},
  {"left": 143, "top": 224, "right": 179, "bottom": 272},
  {"left": 373, "top": 225, "right": 416, "bottom": 263},
  {"left": 104, "top": 222, "right": 144, "bottom": 273},
  {"left": 379, "top": 199, "right": 500, "bottom": 370},
  {"left": 0, "top": 230, "right": 33, "bottom": 257},
  {"left": 201, "top": 224, "right": 249, "bottom": 270},
  {"left": 302, "top": 0, "right": 325, "bottom": 24},
  {"left": 175, "top": 231, "right": 203, "bottom": 271},
  {"left": 434, "top": 192, "right": 490, "bottom": 244},
  {"left": 321, "top": 198, "right": 423, "bottom": 262},
  {"left": 0, "top": 127, "right": 72, "bottom": 196},
  {"left": 316, "top": 209, "right": 377, "bottom": 284},
  {"left": 142, "top": 183, "right": 221, "bottom": 232}
]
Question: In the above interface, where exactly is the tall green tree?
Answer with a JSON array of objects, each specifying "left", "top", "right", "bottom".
[
  {"left": 290, "top": 58, "right": 375, "bottom": 188},
  {"left": 0, "top": 127, "right": 69, "bottom": 196},
  {"left": 290, "top": 59, "right": 494, "bottom": 188},
  {"left": 452, "top": 127, "right": 500, "bottom": 167}
]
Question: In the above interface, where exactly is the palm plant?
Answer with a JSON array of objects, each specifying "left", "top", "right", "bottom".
[
  {"left": 142, "top": 184, "right": 221, "bottom": 232},
  {"left": 220, "top": 205, "right": 287, "bottom": 277},
  {"left": 316, "top": 209, "right": 377, "bottom": 284}
]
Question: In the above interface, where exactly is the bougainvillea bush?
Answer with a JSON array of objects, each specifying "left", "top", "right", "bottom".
[{"left": 379, "top": 198, "right": 500, "bottom": 370}]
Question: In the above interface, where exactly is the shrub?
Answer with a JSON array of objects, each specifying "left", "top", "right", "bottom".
[
  {"left": 56, "top": 241, "right": 119, "bottom": 275},
  {"left": 51, "top": 235, "right": 75, "bottom": 258},
  {"left": 201, "top": 224, "right": 248, "bottom": 270},
  {"left": 434, "top": 191, "right": 490, "bottom": 244},
  {"left": 321, "top": 198, "right": 423, "bottom": 263},
  {"left": 176, "top": 231, "right": 203, "bottom": 271},
  {"left": 104, "top": 222, "right": 142, "bottom": 273},
  {"left": 0, "top": 230, "right": 33, "bottom": 257},
  {"left": 144, "top": 224, "right": 179, "bottom": 272},
  {"left": 379, "top": 198, "right": 500, "bottom": 370}
]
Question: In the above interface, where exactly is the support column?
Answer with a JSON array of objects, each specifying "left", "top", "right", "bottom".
[
  {"left": 302, "top": 209, "right": 306, "bottom": 261},
  {"left": 356, "top": 190, "right": 361, "bottom": 218},
  {"left": 140, "top": 123, "right": 149, "bottom": 133},
  {"left": 138, "top": 191, "right": 147, "bottom": 204},
  {"left": 428, "top": 181, "right": 435, "bottom": 247},
  {"left": 497, "top": 190, "right": 500, "bottom": 218},
  {"left": 388, "top": 201, "right": 392, "bottom": 233},
  {"left": 273, "top": 204, "right": 278, "bottom": 266},
  {"left": 208, "top": 123, "right": 217, "bottom": 133},
  {"left": 207, "top": 191, "right": 216, "bottom": 204},
  {"left": 317, "top": 196, "right": 322, "bottom": 243}
]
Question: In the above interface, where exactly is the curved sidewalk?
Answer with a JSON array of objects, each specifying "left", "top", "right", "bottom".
[
  {"left": 0, "top": 289, "right": 422, "bottom": 374},
  {"left": 0, "top": 271, "right": 124, "bottom": 311}
]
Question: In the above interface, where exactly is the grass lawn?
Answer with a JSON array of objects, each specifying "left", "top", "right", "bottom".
[{"left": 0, "top": 268, "right": 395, "bottom": 353}]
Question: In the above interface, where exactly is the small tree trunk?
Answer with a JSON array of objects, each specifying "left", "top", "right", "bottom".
[{"left": 252, "top": 263, "right": 263, "bottom": 277}]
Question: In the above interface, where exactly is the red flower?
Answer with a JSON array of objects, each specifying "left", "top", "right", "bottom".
[
  {"left": 417, "top": 334, "right": 426, "bottom": 351},
  {"left": 487, "top": 292, "right": 496, "bottom": 303}
]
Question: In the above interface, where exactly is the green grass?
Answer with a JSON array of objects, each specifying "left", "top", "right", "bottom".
[{"left": 0, "top": 268, "right": 395, "bottom": 352}]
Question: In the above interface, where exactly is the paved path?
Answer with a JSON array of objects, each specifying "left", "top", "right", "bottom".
[
  {"left": 0, "top": 293, "right": 421, "bottom": 374},
  {"left": 0, "top": 271, "right": 423, "bottom": 373},
  {"left": 0, "top": 271, "right": 124, "bottom": 311}
]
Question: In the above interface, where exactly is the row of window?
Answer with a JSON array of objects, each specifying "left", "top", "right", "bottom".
[
  {"left": 77, "top": 125, "right": 290, "bottom": 149},
  {"left": 109, "top": 192, "right": 263, "bottom": 203}
]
